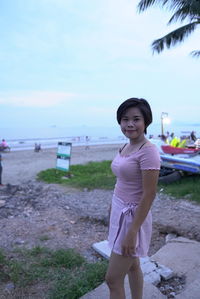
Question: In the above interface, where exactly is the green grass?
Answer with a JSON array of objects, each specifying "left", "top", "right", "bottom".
[
  {"left": 37, "top": 160, "right": 116, "bottom": 190},
  {"left": 159, "top": 174, "right": 200, "bottom": 203},
  {"left": 39, "top": 235, "right": 51, "bottom": 241},
  {"left": 0, "top": 246, "right": 108, "bottom": 298},
  {"left": 50, "top": 262, "right": 108, "bottom": 299},
  {"left": 38, "top": 161, "right": 200, "bottom": 203}
]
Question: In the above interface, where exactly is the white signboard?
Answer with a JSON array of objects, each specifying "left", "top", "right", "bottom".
[
  {"left": 57, "top": 143, "right": 71, "bottom": 156},
  {"left": 56, "top": 142, "right": 72, "bottom": 171}
]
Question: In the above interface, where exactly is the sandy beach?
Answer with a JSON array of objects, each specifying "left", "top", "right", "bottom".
[{"left": 1, "top": 143, "right": 122, "bottom": 185}]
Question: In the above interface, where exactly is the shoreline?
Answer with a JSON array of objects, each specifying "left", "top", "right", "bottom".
[
  {"left": 1, "top": 143, "right": 123, "bottom": 185},
  {"left": 3, "top": 140, "right": 126, "bottom": 152}
]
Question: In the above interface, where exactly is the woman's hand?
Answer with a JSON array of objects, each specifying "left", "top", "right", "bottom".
[{"left": 121, "top": 230, "right": 137, "bottom": 257}]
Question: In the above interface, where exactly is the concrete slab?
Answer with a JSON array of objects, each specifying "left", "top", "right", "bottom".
[
  {"left": 93, "top": 240, "right": 173, "bottom": 285},
  {"left": 151, "top": 237, "right": 200, "bottom": 287},
  {"left": 92, "top": 240, "right": 111, "bottom": 259},
  {"left": 80, "top": 276, "right": 166, "bottom": 299},
  {"left": 176, "top": 272, "right": 200, "bottom": 299},
  {"left": 82, "top": 237, "right": 200, "bottom": 299}
]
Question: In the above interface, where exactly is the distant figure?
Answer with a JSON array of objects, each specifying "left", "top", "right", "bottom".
[
  {"left": 0, "top": 154, "right": 3, "bottom": 186},
  {"left": 190, "top": 131, "right": 197, "bottom": 142},
  {"left": 1, "top": 139, "right": 7, "bottom": 148},
  {"left": 34, "top": 143, "right": 41, "bottom": 152},
  {"left": 85, "top": 136, "right": 90, "bottom": 150},
  {"left": 159, "top": 134, "right": 167, "bottom": 142},
  {"left": 0, "top": 139, "right": 10, "bottom": 151}
]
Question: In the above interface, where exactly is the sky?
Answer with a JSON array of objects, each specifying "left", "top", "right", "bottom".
[{"left": 0, "top": 0, "right": 199, "bottom": 130}]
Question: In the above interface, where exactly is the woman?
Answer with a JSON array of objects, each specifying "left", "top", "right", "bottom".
[{"left": 106, "top": 98, "right": 160, "bottom": 299}]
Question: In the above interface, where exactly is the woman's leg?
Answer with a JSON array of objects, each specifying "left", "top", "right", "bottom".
[
  {"left": 105, "top": 251, "right": 141, "bottom": 299},
  {"left": 128, "top": 257, "right": 143, "bottom": 299}
]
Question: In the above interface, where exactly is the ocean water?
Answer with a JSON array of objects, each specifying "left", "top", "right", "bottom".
[
  {"left": 0, "top": 123, "right": 199, "bottom": 151},
  {"left": 0, "top": 126, "right": 126, "bottom": 151}
]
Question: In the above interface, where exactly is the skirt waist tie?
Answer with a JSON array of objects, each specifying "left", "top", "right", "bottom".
[
  {"left": 113, "top": 202, "right": 138, "bottom": 247},
  {"left": 108, "top": 194, "right": 152, "bottom": 257}
]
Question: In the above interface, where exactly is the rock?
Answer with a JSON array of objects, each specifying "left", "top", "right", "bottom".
[
  {"left": 61, "top": 176, "right": 69, "bottom": 180},
  {"left": 15, "top": 239, "right": 25, "bottom": 245},
  {"left": 0, "top": 200, "right": 6, "bottom": 207},
  {"left": 140, "top": 256, "right": 150, "bottom": 264},
  {"left": 169, "top": 291, "right": 176, "bottom": 297},
  {"left": 144, "top": 271, "right": 161, "bottom": 285},
  {"left": 5, "top": 282, "right": 15, "bottom": 293},
  {"left": 165, "top": 233, "right": 177, "bottom": 243},
  {"left": 157, "top": 264, "right": 174, "bottom": 280},
  {"left": 141, "top": 262, "right": 157, "bottom": 274},
  {"left": 64, "top": 205, "right": 70, "bottom": 210}
]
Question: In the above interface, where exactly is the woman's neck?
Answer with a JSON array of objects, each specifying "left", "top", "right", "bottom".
[{"left": 129, "top": 135, "right": 146, "bottom": 145}]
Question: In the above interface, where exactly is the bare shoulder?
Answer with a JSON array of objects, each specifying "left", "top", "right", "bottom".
[
  {"left": 143, "top": 140, "right": 156, "bottom": 148},
  {"left": 119, "top": 143, "right": 127, "bottom": 153}
]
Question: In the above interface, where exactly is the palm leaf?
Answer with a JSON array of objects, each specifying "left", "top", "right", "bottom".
[
  {"left": 168, "top": 1, "right": 200, "bottom": 23},
  {"left": 137, "top": 0, "right": 168, "bottom": 12},
  {"left": 191, "top": 50, "right": 200, "bottom": 57},
  {"left": 167, "top": 0, "right": 200, "bottom": 12},
  {"left": 138, "top": 0, "right": 200, "bottom": 14},
  {"left": 152, "top": 22, "right": 199, "bottom": 53},
  {"left": 138, "top": 0, "right": 200, "bottom": 56},
  {"left": 169, "top": 8, "right": 200, "bottom": 24}
]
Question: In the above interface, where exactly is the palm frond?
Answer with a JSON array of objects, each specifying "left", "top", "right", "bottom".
[
  {"left": 190, "top": 50, "right": 200, "bottom": 57},
  {"left": 166, "top": 0, "right": 200, "bottom": 12},
  {"left": 168, "top": 6, "right": 200, "bottom": 24},
  {"left": 138, "top": 0, "right": 200, "bottom": 14},
  {"left": 137, "top": 0, "right": 200, "bottom": 57},
  {"left": 137, "top": 0, "right": 167, "bottom": 12},
  {"left": 152, "top": 22, "right": 199, "bottom": 53}
]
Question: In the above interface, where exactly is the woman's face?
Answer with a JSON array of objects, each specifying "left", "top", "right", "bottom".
[{"left": 120, "top": 107, "right": 145, "bottom": 141}]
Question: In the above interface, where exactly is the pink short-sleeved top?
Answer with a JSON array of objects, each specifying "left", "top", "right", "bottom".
[{"left": 111, "top": 144, "right": 160, "bottom": 204}]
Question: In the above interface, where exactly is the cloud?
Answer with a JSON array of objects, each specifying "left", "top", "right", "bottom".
[{"left": 0, "top": 91, "right": 75, "bottom": 107}]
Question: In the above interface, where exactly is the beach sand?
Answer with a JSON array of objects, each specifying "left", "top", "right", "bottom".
[{"left": 1, "top": 143, "right": 122, "bottom": 185}]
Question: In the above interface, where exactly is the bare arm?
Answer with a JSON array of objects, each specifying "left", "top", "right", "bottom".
[{"left": 129, "top": 169, "right": 159, "bottom": 233}]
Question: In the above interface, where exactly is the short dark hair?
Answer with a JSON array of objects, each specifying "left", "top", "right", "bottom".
[{"left": 117, "top": 98, "right": 152, "bottom": 134}]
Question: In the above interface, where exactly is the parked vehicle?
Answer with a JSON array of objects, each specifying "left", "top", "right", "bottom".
[
  {"left": 151, "top": 139, "right": 200, "bottom": 183},
  {"left": 161, "top": 145, "right": 200, "bottom": 155}
]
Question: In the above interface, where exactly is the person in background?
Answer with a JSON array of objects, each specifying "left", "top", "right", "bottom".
[
  {"left": 85, "top": 136, "right": 90, "bottom": 150},
  {"left": 1, "top": 139, "right": 7, "bottom": 148},
  {"left": 105, "top": 98, "right": 160, "bottom": 299},
  {"left": 1, "top": 139, "right": 8, "bottom": 148},
  {"left": 0, "top": 154, "right": 3, "bottom": 186},
  {"left": 34, "top": 143, "right": 41, "bottom": 152},
  {"left": 0, "top": 139, "right": 10, "bottom": 151},
  {"left": 190, "top": 131, "right": 197, "bottom": 142},
  {"left": 160, "top": 134, "right": 167, "bottom": 142}
]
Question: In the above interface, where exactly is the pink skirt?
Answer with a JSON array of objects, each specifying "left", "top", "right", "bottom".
[{"left": 108, "top": 194, "right": 152, "bottom": 257}]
